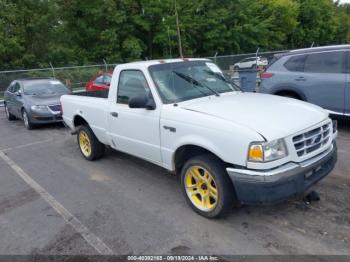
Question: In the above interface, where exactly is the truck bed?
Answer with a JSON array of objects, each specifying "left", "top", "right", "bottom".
[{"left": 73, "top": 90, "right": 109, "bottom": 99}]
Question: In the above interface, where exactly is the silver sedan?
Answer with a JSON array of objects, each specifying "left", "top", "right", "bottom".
[{"left": 3, "top": 78, "right": 70, "bottom": 129}]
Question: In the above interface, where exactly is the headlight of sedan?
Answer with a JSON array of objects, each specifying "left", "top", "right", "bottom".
[
  {"left": 31, "top": 105, "right": 49, "bottom": 111},
  {"left": 248, "top": 139, "right": 288, "bottom": 162}
]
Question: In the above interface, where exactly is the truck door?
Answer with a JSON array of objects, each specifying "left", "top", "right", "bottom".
[{"left": 108, "top": 70, "right": 162, "bottom": 164}]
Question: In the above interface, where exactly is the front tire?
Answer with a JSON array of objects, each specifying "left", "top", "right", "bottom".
[
  {"left": 4, "top": 104, "right": 16, "bottom": 121},
  {"left": 22, "top": 109, "right": 33, "bottom": 130},
  {"left": 77, "top": 125, "right": 105, "bottom": 161},
  {"left": 181, "top": 154, "right": 236, "bottom": 218}
]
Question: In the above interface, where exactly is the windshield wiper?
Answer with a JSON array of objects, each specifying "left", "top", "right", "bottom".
[
  {"left": 203, "top": 69, "right": 242, "bottom": 92},
  {"left": 173, "top": 71, "right": 220, "bottom": 97}
]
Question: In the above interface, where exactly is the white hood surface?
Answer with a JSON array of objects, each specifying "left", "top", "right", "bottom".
[{"left": 180, "top": 92, "right": 328, "bottom": 141}]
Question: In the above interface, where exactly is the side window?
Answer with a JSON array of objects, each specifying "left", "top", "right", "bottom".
[
  {"left": 284, "top": 55, "right": 306, "bottom": 72},
  {"left": 304, "top": 51, "right": 345, "bottom": 74},
  {"left": 104, "top": 75, "right": 112, "bottom": 84},
  {"left": 117, "top": 70, "right": 150, "bottom": 104},
  {"left": 13, "top": 83, "right": 20, "bottom": 93},
  {"left": 7, "top": 83, "right": 15, "bottom": 93},
  {"left": 94, "top": 75, "right": 104, "bottom": 84}
]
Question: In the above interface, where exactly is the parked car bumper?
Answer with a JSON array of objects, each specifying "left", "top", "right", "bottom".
[
  {"left": 226, "top": 142, "right": 337, "bottom": 205},
  {"left": 28, "top": 110, "right": 63, "bottom": 124}
]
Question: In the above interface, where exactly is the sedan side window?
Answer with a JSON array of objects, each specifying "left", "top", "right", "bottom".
[
  {"left": 304, "top": 51, "right": 345, "bottom": 74},
  {"left": 7, "top": 83, "right": 15, "bottom": 93},
  {"left": 117, "top": 70, "right": 151, "bottom": 104},
  {"left": 104, "top": 75, "right": 112, "bottom": 84},
  {"left": 13, "top": 83, "right": 20, "bottom": 93},
  {"left": 94, "top": 75, "right": 104, "bottom": 84}
]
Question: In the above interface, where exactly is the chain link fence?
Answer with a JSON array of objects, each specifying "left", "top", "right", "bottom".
[
  {"left": 0, "top": 63, "right": 118, "bottom": 102},
  {"left": 206, "top": 50, "right": 289, "bottom": 92},
  {"left": 0, "top": 49, "right": 290, "bottom": 105}
]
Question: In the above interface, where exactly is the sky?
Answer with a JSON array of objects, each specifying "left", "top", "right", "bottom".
[{"left": 338, "top": 0, "right": 350, "bottom": 3}]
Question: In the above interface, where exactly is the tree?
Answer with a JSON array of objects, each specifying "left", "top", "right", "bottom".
[{"left": 1, "top": 0, "right": 350, "bottom": 70}]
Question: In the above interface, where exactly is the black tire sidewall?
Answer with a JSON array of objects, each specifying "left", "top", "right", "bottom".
[
  {"left": 4, "top": 104, "right": 10, "bottom": 120},
  {"left": 77, "top": 125, "right": 104, "bottom": 161},
  {"left": 180, "top": 154, "right": 235, "bottom": 219},
  {"left": 4, "top": 103, "right": 15, "bottom": 120},
  {"left": 22, "top": 109, "right": 33, "bottom": 129}
]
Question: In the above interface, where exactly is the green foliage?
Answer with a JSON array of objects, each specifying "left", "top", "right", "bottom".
[{"left": 0, "top": 0, "right": 349, "bottom": 70}]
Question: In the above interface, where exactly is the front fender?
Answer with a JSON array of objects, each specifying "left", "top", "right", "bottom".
[{"left": 161, "top": 125, "right": 263, "bottom": 171}]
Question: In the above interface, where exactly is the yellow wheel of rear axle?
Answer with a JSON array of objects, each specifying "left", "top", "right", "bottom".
[{"left": 79, "top": 130, "right": 92, "bottom": 157}]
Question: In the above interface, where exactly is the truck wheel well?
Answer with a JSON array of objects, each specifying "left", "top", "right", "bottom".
[
  {"left": 74, "top": 115, "right": 88, "bottom": 128},
  {"left": 174, "top": 145, "right": 223, "bottom": 174},
  {"left": 274, "top": 90, "right": 303, "bottom": 100}
]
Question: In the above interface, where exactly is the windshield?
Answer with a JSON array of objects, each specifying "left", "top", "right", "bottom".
[
  {"left": 149, "top": 61, "right": 238, "bottom": 104},
  {"left": 23, "top": 80, "right": 69, "bottom": 95}
]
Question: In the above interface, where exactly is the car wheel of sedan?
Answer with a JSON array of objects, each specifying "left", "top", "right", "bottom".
[
  {"left": 22, "top": 110, "right": 33, "bottom": 130},
  {"left": 181, "top": 154, "right": 236, "bottom": 218},
  {"left": 4, "top": 104, "right": 16, "bottom": 121},
  {"left": 77, "top": 125, "right": 105, "bottom": 161}
]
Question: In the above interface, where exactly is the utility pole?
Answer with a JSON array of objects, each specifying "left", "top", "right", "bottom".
[{"left": 175, "top": 0, "right": 183, "bottom": 58}]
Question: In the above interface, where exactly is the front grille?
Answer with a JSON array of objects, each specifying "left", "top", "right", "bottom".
[
  {"left": 293, "top": 122, "right": 331, "bottom": 157},
  {"left": 48, "top": 104, "right": 61, "bottom": 112}
]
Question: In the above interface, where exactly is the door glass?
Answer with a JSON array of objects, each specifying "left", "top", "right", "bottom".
[
  {"left": 94, "top": 75, "right": 104, "bottom": 84},
  {"left": 284, "top": 55, "right": 306, "bottom": 72},
  {"left": 8, "top": 83, "right": 15, "bottom": 93},
  {"left": 117, "top": 70, "right": 150, "bottom": 104},
  {"left": 304, "top": 51, "right": 345, "bottom": 73},
  {"left": 104, "top": 75, "right": 112, "bottom": 84},
  {"left": 13, "top": 83, "right": 20, "bottom": 93}
]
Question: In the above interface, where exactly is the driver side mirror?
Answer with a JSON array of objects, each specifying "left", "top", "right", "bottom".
[
  {"left": 128, "top": 94, "right": 156, "bottom": 110},
  {"left": 15, "top": 90, "right": 22, "bottom": 97}
]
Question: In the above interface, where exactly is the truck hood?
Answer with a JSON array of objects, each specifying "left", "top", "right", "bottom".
[{"left": 180, "top": 92, "right": 328, "bottom": 141}]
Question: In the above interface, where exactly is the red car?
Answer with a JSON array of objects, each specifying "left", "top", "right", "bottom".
[{"left": 86, "top": 72, "right": 112, "bottom": 92}]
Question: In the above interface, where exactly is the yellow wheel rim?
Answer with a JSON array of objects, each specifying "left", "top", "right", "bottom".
[
  {"left": 79, "top": 131, "right": 92, "bottom": 157},
  {"left": 185, "top": 166, "right": 218, "bottom": 212}
]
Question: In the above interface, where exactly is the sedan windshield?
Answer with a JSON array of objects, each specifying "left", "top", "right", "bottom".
[
  {"left": 149, "top": 61, "right": 238, "bottom": 104},
  {"left": 23, "top": 80, "right": 69, "bottom": 95}
]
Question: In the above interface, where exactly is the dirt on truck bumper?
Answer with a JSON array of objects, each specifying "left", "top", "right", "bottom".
[{"left": 226, "top": 142, "right": 337, "bottom": 205}]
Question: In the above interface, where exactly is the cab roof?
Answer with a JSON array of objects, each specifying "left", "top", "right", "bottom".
[{"left": 116, "top": 58, "right": 211, "bottom": 70}]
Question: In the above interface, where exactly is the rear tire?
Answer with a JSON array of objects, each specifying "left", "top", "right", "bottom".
[
  {"left": 22, "top": 109, "right": 33, "bottom": 130},
  {"left": 4, "top": 103, "right": 16, "bottom": 121},
  {"left": 77, "top": 125, "right": 105, "bottom": 161},
  {"left": 276, "top": 92, "right": 301, "bottom": 100},
  {"left": 181, "top": 154, "right": 236, "bottom": 218}
]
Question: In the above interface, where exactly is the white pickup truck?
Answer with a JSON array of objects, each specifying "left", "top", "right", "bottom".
[{"left": 61, "top": 59, "right": 337, "bottom": 218}]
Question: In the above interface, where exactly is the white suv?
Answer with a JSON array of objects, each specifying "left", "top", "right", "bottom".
[{"left": 234, "top": 56, "right": 268, "bottom": 70}]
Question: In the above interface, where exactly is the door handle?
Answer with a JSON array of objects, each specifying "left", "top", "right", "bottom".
[
  {"left": 295, "top": 76, "right": 306, "bottom": 81},
  {"left": 163, "top": 126, "right": 176, "bottom": 132},
  {"left": 110, "top": 112, "right": 118, "bottom": 118}
]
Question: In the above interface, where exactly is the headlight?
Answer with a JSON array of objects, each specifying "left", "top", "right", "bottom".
[
  {"left": 31, "top": 105, "right": 49, "bottom": 111},
  {"left": 248, "top": 139, "right": 287, "bottom": 162}
]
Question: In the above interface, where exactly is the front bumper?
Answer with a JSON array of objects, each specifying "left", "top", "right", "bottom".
[
  {"left": 29, "top": 110, "right": 63, "bottom": 124},
  {"left": 226, "top": 142, "right": 337, "bottom": 205}
]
